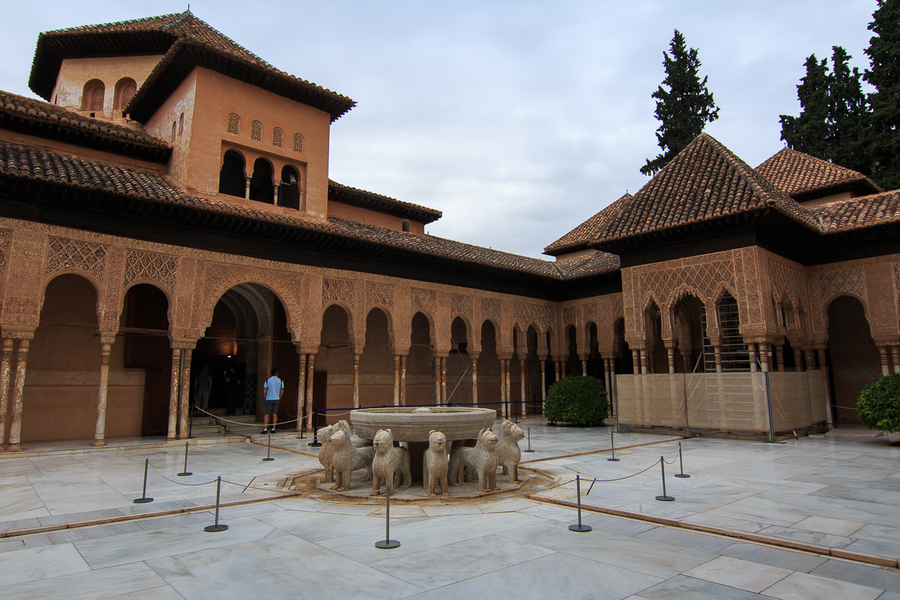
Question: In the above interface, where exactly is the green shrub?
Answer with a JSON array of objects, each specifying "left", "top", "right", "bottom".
[
  {"left": 857, "top": 373, "right": 900, "bottom": 433},
  {"left": 544, "top": 376, "right": 608, "bottom": 426}
]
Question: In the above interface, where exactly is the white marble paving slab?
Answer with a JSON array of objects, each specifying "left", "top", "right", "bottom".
[
  {"left": 146, "top": 533, "right": 422, "bottom": 599},
  {"left": 0, "top": 543, "right": 90, "bottom": 587},
  {"left": 793, "top": 515, "right": 865, "bottom": 537},
  {"left": 0, "top": 562, "right": 167, "bottom": 600},
  {"left": 683, "top": 555, "right": 791, "bottom": 593},
  {"left": 763, "top": 571, "right": 883, "bottom": 600},
  {"left": 74, "top": 515, "right": 276, "bottom": 569}
]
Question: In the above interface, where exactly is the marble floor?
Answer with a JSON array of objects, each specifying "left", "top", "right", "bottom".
[{"left": 1, "top": 421, "right": 899, "bottom": 599}]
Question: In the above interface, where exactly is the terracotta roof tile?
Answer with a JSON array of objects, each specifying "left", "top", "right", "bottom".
[
  {"left": 328, "top": 180, "right": 442, "bottom": 224},
  {"left": 811, "top": 190, "right": 900, "bottom": 233},
  {"left": 0, "top": 140, "right": 618, "bottom": 281},
  {"left": 544, "top": 193, "right": 632, "bottom": 256},
  {"left": 29, "top": 12, "right": 355, "bottom": 122},
  {"left": 755, "top": 148, "right": 881, "bottom": 198},
  {"left": 593, "top": 134, "right": 818, "bottom": 244},
  {"left": 0, "top": 90, "right": 169, "bottom": 155}
]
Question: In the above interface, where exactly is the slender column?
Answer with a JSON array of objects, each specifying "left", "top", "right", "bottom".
[
  {"left": 817, "top": 348, "right": 833, "bottom": 429},
  {"left": 297, "top": 353, "right": 307, "bottom": 433},
  {"left": 305, "top": 354, "right": 316, "bottom": 431},
  {"left": 554, "top": 360, "right": 561, "bottom": 382},
  {"left": 605, "top": 358, "right": 615, "bottom": 416},
  {"left": 470, "top": 353, "right": 479, "bottom": 406},
  {"left": 505, "top": 360, "right": 512, "bottom": 418},
  {"left": 581, "top": 358, "right": 588, "bottom": 376},
  {"left": 0, "top": 338, "right": 14, "bottom": 449},
  {"left": 399, "top": 355, "right": 407, "bottom": 406},
  {"left": 167, "top": 348, "right": 180, "bottom": 440},
  {"left": 433, "top": 358, "right": 440, "bottom": 404},
  {"left": 892, "top": 345, "right": 900, "bottom": 374},
  {"left": 631, "top": 349, "right": 640, "bottom": 374},
  {"left": 775, "top": 345, "right": 785, "bottom": 372},
  {"left": 760, "top": 344, "right": 770, "bottom": 373},
  {"left": 666, "top": 346, "right": 676, "bottom": 374},
  {"left": 392, "top": 355, "right": 400, "bottom": 407},
  {"left": 749, "top": 343, "right": 758, "bottom": 372},
  {"left": 7, "top": 338, "right": 31, "bottom": 452},
  {"left": 714, "top": 345, "right": 723, "bottom": 373},
  {"left": 92, "top": 335, "right": 116, "bottom": 447},
  {"left": 540, "top": 359, "right": 546, "bottom": 407},
  {"left": 273, "top": 182, "right": 280, "bottom": 206},
  {"left": 602, "top": 356, "right": 611, "bottom": 395},
  {"left": 640, "top": 350, "right": 648, "bottom": 375},
  {"left": 441, "top": 357, "right": 448, "bottom": 405},
  {"left": 793, "top": 347, "right": 803, "bottom": 372},
  {"left": 178, "top": 347, "right": 193, "bottom": 439},
  {"left": 520, "top": 358, "right": 527, "bottom": 418},
  {"left": 244, "top": 176, "right": 251, "bottom": 199},
  {"left": 879, "top": 346, "right": 891, "bottom": 376},
  {"left": 352, "top": 353, "right": 361, "bottom": 409},
  {"left": 499, "top": 359, "right": 507, "bottom": 418},
  {"left": 804, "top": 348, "right": 816, "bottom": 370}
]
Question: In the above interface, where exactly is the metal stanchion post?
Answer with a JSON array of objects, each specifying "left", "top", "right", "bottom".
[
  {"left": 375, "top": 486, "right": 400, "bottom": 549},
  {"left": 608, "top": 430, "right": 620, "bottom": 462},
  {"left": 204, "top": 476, "right": 229, "bottom": 532},
  {"left": 568, "top": 475, "right": 592, "bottom": 532},
  {"left": 263, "top": 429, "right": 275, "bottom": 461},
  {"left": 655, "top": 456, "right": 675, "bottom": 501},
  {"left": 177, "top": 441, "right": 192, "bottom": 476},
  {"left": 523, "top": 426, "right": 535, "bottom": 453},
  {"left": 308, "top": 410, "right": 322, "bottom": 447},
  {"left": 674, "top": 441, "right": 690, "bottom": 478},
  {"left": 133, "top": 458, "right": 154, "bottom": 504}
]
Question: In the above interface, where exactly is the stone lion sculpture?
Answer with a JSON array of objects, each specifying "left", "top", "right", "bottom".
[
  {"left": 316, "top": 425, "right": 336, "bottom": 483},
  {"left": 330, "top": 429, "right": 374, "bottom": 492},
  {"left": 423, "top": 430, "right": 449, "bottom": 496},
  {"left": 449, "top": 428, "right": 499, "bottom": 492},
  {"left": 371, "top": 428, "right": 411, "bottom": 494},
  {"left": 497, "top": 419, "right": 525, "bottom": 483}
]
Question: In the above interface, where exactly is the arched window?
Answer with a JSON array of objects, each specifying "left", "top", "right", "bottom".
[
  {"left": 279, "top": 165, "right": 301, "bottom": 209},
  {"left": 227, "top": 113, "right": 240, "bottom": 135},
  {"left": 114, "top": 78, "right": 137, "bottom": 114},
  {"left": 249, "top": 158, "right": 274, "bottom": 204},
  {"left": 82, "top": 79, "right": 105, "bottom": 114},
  {"left": 171, "top": 121, "right": 177, "bottom": 140},
  {"left": 272, "top": 127, "right": 283, "bottom": 147},
  {"left": 293, "top": 133, "right": 303, "bottom": 152},
  {"left": 179, "top": 113, "right": 185, "bottom": 135},
  {"left": 251, "top": 120, "right": 262, "bottom": 141},
  {"left": 218, "top": 150, "right": 246, "bottom": 197}
]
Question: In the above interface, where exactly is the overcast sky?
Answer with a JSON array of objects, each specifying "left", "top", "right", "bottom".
[{"left": 0, "top": 0, "right": 878, "bottom": 259}]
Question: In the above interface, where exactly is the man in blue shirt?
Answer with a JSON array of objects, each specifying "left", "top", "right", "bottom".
[{"left": 262, "top": 368, "right": 284, "bottom": 434}]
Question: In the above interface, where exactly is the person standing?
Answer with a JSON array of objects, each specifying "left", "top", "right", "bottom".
[
  {"left": 195, "top": 364, "right": 212, "bottom": 416},
  {"left": 262, "top": 368, "right": 284, "bottom": 434}
]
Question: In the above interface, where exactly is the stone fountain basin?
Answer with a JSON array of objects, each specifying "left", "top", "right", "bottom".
[{"left": 350, "top": 407, "right": 496, "bottom": 443}]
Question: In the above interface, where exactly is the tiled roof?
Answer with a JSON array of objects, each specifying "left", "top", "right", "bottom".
[
  {"left": 755, "top": 149, "right": 881, "bottom": 199},
  {"left": 592, "top": 134, "right": 819, "bottom": 245},
  {"left": 0, "top": 90, "right": 170, "bottom": 163},
  {"left": 0, "top": 140, "right": 617, "bottom": 281},
  {"left": 29, "top": 12, "right": 355, "bottom": 122},
  {"left": 544, "top": 193, "right": 632, "bottom": 256},
  {"left": 811, "top": 190, "right": 900, "bottom": 233},
  {"left": 328, "top": 180, "right": 442, "bottom": 225}
]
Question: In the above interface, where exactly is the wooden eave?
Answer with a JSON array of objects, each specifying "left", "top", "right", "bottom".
[
  {"left": 0, "top": 108, "right": 171, "bottom": 165},
  {"left": 29, "top": 32, "right": 176, "bottom": 100},
  {"left": 328, "top": 181, "right": 442, "bottom": 224},
  {"left": 128, "top": 42, "right": 355, "bottom": 124}
]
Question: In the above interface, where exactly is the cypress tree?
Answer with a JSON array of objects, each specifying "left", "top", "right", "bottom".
[
  {"left": 641, "top": 30, "right": 719, "bottom": 177},
  {"left": 780, "top": 55, "right": 830, "bottom": 160},
  {"left": 864, "top": 0, "right": 900, "bottom": 189}
]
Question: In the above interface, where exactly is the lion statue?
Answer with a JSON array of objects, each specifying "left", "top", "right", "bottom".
[
  {"left": 449, "top": 428, "right": 499, "bottom": 492},
  {"left": 371, "top": 428, "right": 411, "bottom": 494},
  {"left": 330, "top": 429, "right": 374, "bottom": 492},
  {"left": 497, "top": 420, "right": 525, "bottom": 483},
  {"left": 316, "top": 425, "right": 336, "bottom": 483},
  {"left": 423, "top": 430, "right": 449, "bottom": 496}
]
